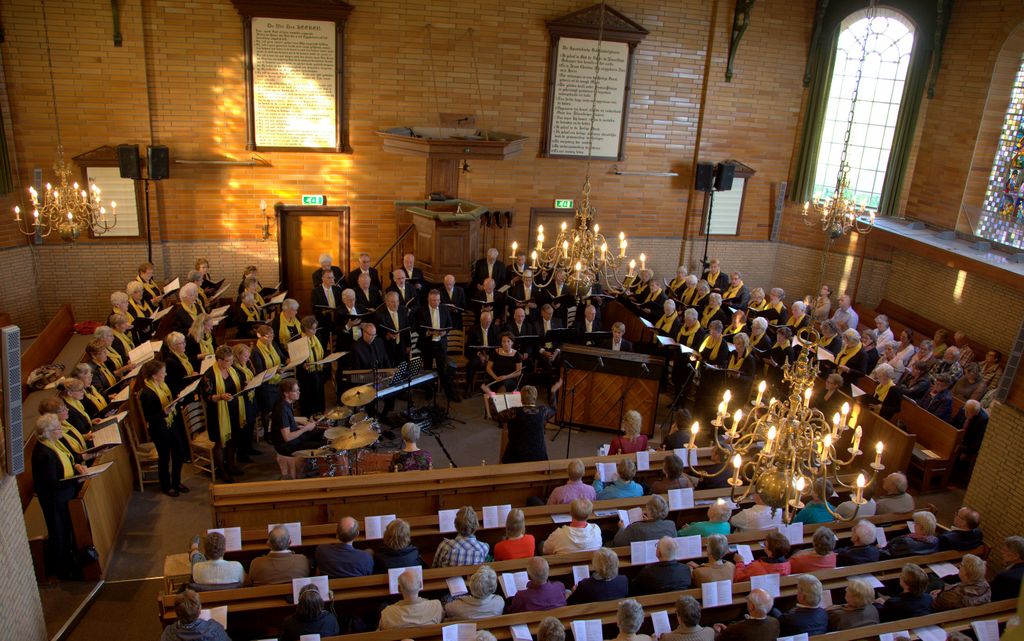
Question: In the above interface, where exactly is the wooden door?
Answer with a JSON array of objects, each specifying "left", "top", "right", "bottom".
[{"left": 277, "top": 205, "right": 350, "bottom": 316}]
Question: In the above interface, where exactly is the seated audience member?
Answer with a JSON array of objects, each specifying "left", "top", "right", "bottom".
[
  {"left": 543, "top": 498, "right": 602, "bottom": 554},
  {"left": 931, "top": 553, "right": 991, "bottom": 611},
  {"left": 315, "top": 516, "right": 373, "bottom": 578},
  {"left": 827, "top": 578, "right": 879, "bottom": 631},
  {"left": 610, "top": 599, "right": 652, "bottom": 641},
  {"left": 372, "top": 518, "right": 423, "bottom": 574},
  {"left": 593, "top": 458, "right": 643, "bottom": 500},
  {"left": 613, "top": 495, "right": 677, "bottom": 546},
  {"left": 567, "top": 547, "right": 629, "bottom": 605},
  {"left": 953, "top": 400, "right": 989, "bottom": 478},
  {"left": 953, "top": 362, "right": 987, "bottom": 401},
  {"left": 835, "top": 484, "right": 877, "bottom": 520},
  {"left": 776, "top": 575, "right": 828, "bottom": 636},
  {"left": 931, "top": 346, "right": 963, "bottom": 383},
  {"left": 378, "top": 567, "right": 444, "bottom": 630},
  {"left": 279, "top": 584, "right": 340, "bottom": 641},
  {"left": 884, "top": 510, "right": 939, "bottom": 558},
  {"left": 730, "top": 493, "right": 782, "bottom": 531},
  {"left": 979, "top": 349, "right": 1004, "bottom": 389},
  {"left": 630, "top": 536, "right": 692, "bottom": 596},
  {"left": 678, "top": 500, "right": 732, "bottom": 537},
  {"left": 875, "top": 472, "right": 915, "bottom": 514},
  {"left": 444, "top": 565, "right": 505, "bottom": 620},
  {"left": 659, "top": 595, "right": 714, "bottom": 641},
  {"left": 159, "top": 589, "right": 230, "bottom": 641},
  {"left": 830, "top": 294, "right": 859, "bottom": 332},
  {"left": 697, "top": 446, "right": 733, "bottom": 489},
  {"left": 650, "top": 452, "right": 697, "bottom": 494},
  {"left": 789, "top": 526, "right": 838, "bottom": 573},
  {"left": 896, "top": 360, "right": 932, "bottom": 402},
  {"left": 247, "top": 525, "right": 310, "bottom": 586},
  {"left": 733, "top": 530, "right": 792, "bottom": 581},
  {"left": 867, "top": 363, "right": 902, "bottom": 420},
  {"left": 939, "top": 506, "right": 983, "bottom": 551},
  {"left": 659, "top": 409, "right": 694, "bottom": 450},
  {"left": 836, "top": 520, "right": 881, "bottom": 566},
  {"left": 433, "top": 506, "right": 489, "bottom": 567},
  {"left": 992, "top": 536, "right": 1024, "bottom": 601},
  {"left": 190, "top": 532, "right": 245, "bottom": 587},
  {"left": 494, "top": 509, "right": 535, "bottom": 561},
  {"left": 713, "top": 588, "right": 779, "bottom": 641},
  {"left": 547, "top": 459, "right": 597, "bottom": 505},
  {"left": 505, "top": 557, "right": 566, "bottom": 613},
  {"left": 609, "top": 410, "right": 649, "bottom": 454},
  {"left": 688, "top": 534, "right": 734, "bottom": 586},
  {"left": 921, "top": 373, "right": 955, "bottom": 422},
  {"left": 391, "top": 422, "right": 432, "bottom": 472},
  {"left": 877, "top": 563, "right": 932, "bottom": 621},
  {"left": 536, "top": 617, "right": 565, "bottom": 641},
  {"left": 793, "top": 478, "right": 835, "bottom": 524}
]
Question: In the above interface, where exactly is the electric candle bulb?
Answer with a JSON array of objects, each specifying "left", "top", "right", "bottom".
[
  {"left": 731, "top": 454, "right": 742, "bottom": 484},
  {"left": 600, "top": 242, "right": 608, "bottom": 260},
  {"left": 855, "top": 473, "right": 866, "bottom": 502},
  {"left": 688, "top": 422, "right": 699, "bottom": 448},
  {"left": 640, "top": 253, "right": 646, "bottom": 271},
  {"left": 561, "top": 221, "right": 567, "bottom": 232},
  {"left": 723, "top": 390, "right": 731, "bottom": 405},
  {"left": 593, "top": 224, "right": 599, "bottom": 234},
  {"left": 851, "top": 426, "right": 862, "bottom": 452},
  {"left": 795, "top": 477, "right": 805, "bottom": 493},
  {"left": 873, "top": 441, "right": 884, "bottom": 467},
  {"left": 765, "top": 426, "right": 777, "bottom": 454},
  {"left": 755, "top": 380, "right": 766, "bottom": 405},
  {"left": 840, "top": 402, "right": 850, "bottom": 426},
  {"left": 511, "top": 241, "right": 518, "bottom": 254}
]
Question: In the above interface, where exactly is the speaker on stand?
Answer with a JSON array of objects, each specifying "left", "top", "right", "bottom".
[{"left": 699, "top": 162, "right": 736, "bottom": 272}]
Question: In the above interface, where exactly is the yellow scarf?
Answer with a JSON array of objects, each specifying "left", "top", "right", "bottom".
[
  {"left": 669, "top": 277, "right": 686, "bottom": 292},
  {"left": 748, "top": 300, "right": 769, "bottom": 312},
  {"left": 256, "top": 340, "right": 282, "bottom": 384},
  {"left": 95, "top": 360, "right": 116, "bottom": 388},
  {"left": 278, "top": 315, "right": 302, "bottom": 345},
  {"left": 728, "top": 349, "right": 747, "bottom": 371},
  {"left": 129, "top": 297, "right": 153, "bottom": 319},
  {"left": 751, "top": 332, "right": 768, "bottom": 349},
  {"left": 40, "top": 438, "right": 75, "bottom": 479},
  {"left": 65, "top": 397, "right": 90, "bottom": 423},
  {"left": 254, "top": 291, "right": 266, "bottom": 307},
  {"left": 770, "top": 301, "right": 785, "bottom": 314},
  {"left": 106, "top": 346, "right": 124, "bottom": 369},
  {"left": 306, "top": 334, "right": 324, "bottom": 372},
  {"left": 875, "top": 380, "right": 893, "bottom": 401},
  {"left": 700, "top": 306, "right": 721, "bottom": 328},
  {"left": 723, "top": 281, "right": 744, "bottom": 300},
  {"left": 681, "top": 287, "right": 698, "bottom": 306},
  {"left": 644, "top": 288, "right": 661, "bottom": 304},
  {"left": 699, "top": 335, "right": 723, "bottom": 361},
  {"left": 198, "top": 287, "right": 210, "bottom": 307},
  {"left": 211, "top": 366, "right": 241, "bottom": 443},
  {"left": 655, "top": 312, "right": 678, "bottom": 332},
  {"left": 837, "top": 341, "right": 862, "bottom": 367},
  {"left": 786, "top": 314, "right": 806, "bottom": 328},
  {"left": 113, "top": 330, "right": 135, "bottom": 354},
  {"left": 677, "top": 323, "right": 702, "bottom": 347},
  {"left": 241, "top": 303, "right": 260, "bottom": 322},
  {"left": 146, "top": 379, "right": 176, "bottom": 426},
  {"left": 85, "top": 386, "right": 107, "bottom": 411},
  {"left": 691, "top": 293, "right": 708, "bottom": 308},
  {"left": 234, "top": 363, "right": 256, "bottom": 402},
  {"left": 707, "top": 270, "right": 721, "bottom": 285},
  {"left": 182, "top": 302, "right": 199, "bottom": 322},
  {"left": 61, "top": 420, "right": 88, "bottom": 454},
  {"left": 174, "top": 350, "right": 195, "bottom": 376},
  {"left": 725, "top": 323, "right": 744, "bottom": 336},
  {"left": 198, "top": 334, "right": 214, "bottom": 357},
  {"left": 137, "top": 275, "right": 161, "bottom": 300}
]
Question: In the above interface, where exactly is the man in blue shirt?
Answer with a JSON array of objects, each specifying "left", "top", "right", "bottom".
[
  {"left": 433, "top": 506, "right": 489, "bottom": 568},
  {"left": 315, "top": 516, "right": 373, "bottom": 578}
]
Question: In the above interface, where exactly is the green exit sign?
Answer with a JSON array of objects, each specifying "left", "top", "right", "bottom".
[
  {"left": 301, "top": 194, "right": 326, "bottom": 206},
  {"left": 554, "top": 199, "right": 574, "bottom": 209}
]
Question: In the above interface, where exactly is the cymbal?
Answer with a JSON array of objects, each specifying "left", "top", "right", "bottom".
[
  {"left": 324, "top": 426, "right": 348, "bottom": 441},
  {"left": 341, "top": 385, "right": 377, "bottom": 407},
  {"left": 331, "top": 428, "right": 379, "bottom": 450},
  {"left": 325, "top": 406, "right": 353, "bottom": 421},
  {"left": 350, "top": 420, "right": 377, "bottom": 434}
]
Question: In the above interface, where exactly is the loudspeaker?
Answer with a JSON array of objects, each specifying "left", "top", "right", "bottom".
[
  {"left": 714, "top": 162, "right": 735, "bottom": 192},
  {"left": 2, "top": 325, "right": 24, "bottom": 476},
  {"left": 695, "top": 162, "right": 715, "bottom": 192},
  {"left": 117, "top": 144, "right": 141, "bottom": 180},
  {"left": 148, "top": 145, "right": 170, "bottom": 180}
]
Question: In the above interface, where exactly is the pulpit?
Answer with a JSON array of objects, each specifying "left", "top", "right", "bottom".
[{"left": 394, "top": 199, "right": 487, "bottom": 284}]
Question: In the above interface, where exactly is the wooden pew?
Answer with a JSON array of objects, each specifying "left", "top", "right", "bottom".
[
  {"left": 811, "top": 599, "right": 1016, "bottom": 641},
  {"left": 19, "top": 303, "right": 76, "bottom": 391},
  {"left": 159, "top": 512, "right": 919, "bottom": 635},
  {"left": 896, "top": 400, "right": 965, "bottom": 492},
  {"left": 211, "top": 450, "right": 719, "bottom": 528}
]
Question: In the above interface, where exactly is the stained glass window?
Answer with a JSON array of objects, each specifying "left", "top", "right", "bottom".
[
  {"left": 813, "top": 9, "right": 915, "bottom": 210},
  {"left": 978, "top": 57, "right": 1024, "bottom": 249}
]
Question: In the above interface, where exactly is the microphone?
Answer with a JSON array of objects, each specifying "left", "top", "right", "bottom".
[{"left": 641, "top": 362, "right": 650, "bottom": 375}]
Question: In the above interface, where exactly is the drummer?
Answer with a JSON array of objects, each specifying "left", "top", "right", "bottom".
[
  {"left": 351, "top": 322, "right": 395, "bottom": 417},
  {"left": 272, "top": 379, "right": 323, "bottom": 474}
]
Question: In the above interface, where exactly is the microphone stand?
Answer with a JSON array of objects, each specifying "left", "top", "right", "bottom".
[{"left": 554, "top": 358, "right": 603, "bottom": 458}]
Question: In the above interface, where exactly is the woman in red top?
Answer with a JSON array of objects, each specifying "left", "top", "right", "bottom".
[
  {"left": 733, "top": 531, "right": 793, "bottom": 581},
  {"left": 609, "top": 410, "right": 649, "bottom": 455},
  {"left": 493, "top": 508, "right": 535, "bottom": 561},
  {"left": 789, "top": 526, "right": 838, "bottom": 573}
]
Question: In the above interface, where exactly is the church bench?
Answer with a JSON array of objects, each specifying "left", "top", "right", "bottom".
[
  {"left": 159, "top": 510, "right": 917, "bottom": 630},
  {"left": 211, "top": 449, "right": 721, "bottom": 528},
  {"left": 810, "top": 599, "right": 1017, "bottom": 641},
  {"left": 896, "top": 400, "right": 965, "bottom": 492},
  {"left": 305, "top": 550, "right": 967, "bottom": 641},
  {"left": 20, "top": 303, "right": 76, "bottom": 391}
]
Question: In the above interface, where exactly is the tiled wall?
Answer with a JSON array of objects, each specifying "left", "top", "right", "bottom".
[{"left": 0, "top": 477, "right": 47, "bottom": 640}]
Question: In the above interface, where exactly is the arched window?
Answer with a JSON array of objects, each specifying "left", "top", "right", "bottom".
[
  {"left": 812, "top": 9, "right": 915, "bottom": 210},
  {"left": 978, "top": 56, "right": 1024, "bottom": 249}
]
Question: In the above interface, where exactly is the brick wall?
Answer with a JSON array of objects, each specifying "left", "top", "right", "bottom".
[
  {"left": 0, "top": 477, "right": 47, "bottom": 641},
  {"left": 0, "top": 246, "right": 42, "bottom": 332}
]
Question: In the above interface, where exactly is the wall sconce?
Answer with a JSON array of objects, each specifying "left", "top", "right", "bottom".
[{"left": 260, "top": 199, "right": 273, "bottom": 240}]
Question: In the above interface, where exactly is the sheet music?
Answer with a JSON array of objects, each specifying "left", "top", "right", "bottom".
[
  {"left": 927, "top": 562, "right": 959, "bottom": 578},
  {"left": 630, "top": 540, "right": 658, "bottom": 565},
  {"left": 850, "top": 384, "right": 866, "bottom": 398},
  {"left": 86, "top": 423, "right": 122, "bottom": 449},
  {"left": 199, "top": 605, "right": 228, "bottom": 628},
  {"left": 207, "top": 527, "right": 242, "bottom": 552},
  {"left": 911, "top": 627, "right": 946, "bottom": 641},
  {"left": 388, "top": 565, "right": 423, "bottom": 595},
  {"left": 879, "top": 632, "right": 910, "bottom": 641},
  {"left": 64, "top": 461, "right": 113, "bottom": 480},
  {"left": 209, "top": 304, "right": 230, "bottom": 318},
  {"left": 550, "top": 514, "right": 572, "bottom": 524},
  {"left": 849, "top": 573, "right": 885, "bottom": 588},
  {"left": 95, "top": 411, "right": 128, "bottom": 428},
  {"left": 150, "top": 306, "right": 175, "bottom": 322},
  {"left": 750, "top": 573, "right": 780, "bottom": 598},
  {"left": 163, "top": 277, "right": 180, "bottom": 294},
  {"left": 483, "top": 504, "right": 513, "bottom": 530},
  {"left": 110, "top": 386, "right": 130, "bottom": 403},
  {"left": 268, "top": 522, "right": 302, "bottom": 546},
  {"left": 971, "top": 620, "right": 1000, "bottom": 641},
  {"left": 777, "top": 634, "right": 809, "bottom": 641},
  {"left": 499, "top": 571, "right": 529, "bottom": 598},
  {"left": 816, "top": 346, "right": 835, "bottom": 362},
  {"left": 673, "top": 535, "right": 702, "bottom": 560},
  {"left": 510, "top": 624, "right": 533, "bottom": 641},
  {"left": 128, "top": 341, "right": 157, "bottom": 365},
  {"left": 776, "top": 522, "right": 804, "bottom": 546},
  {"left": 285, "top": 338, "right": 310, "bottom": 370},
  {"left": 906, "top": 520, "right": 917, "bottom": 534},
  {"left": 673, "top": 448, "right": 700, "bottom": 466},
  {"left": 312, "top": 352, "right": 346, "bottom": 366},
  {"left": 572, "top": 565, "right": 590, "bottom": 586},
  {"left": 570, "top": 620, "right": 602, "bottom": 641},
  {"left": 168, "top": 379, "right": 202, "bottom": 409},
  {"left": 446, "top": 576, "right": 468, "bottom": 596},
  {"left": 267, "top": 291, "right": 288, "bottom": 306},
  {"left": 292, "top": 575, "right": 330, "bottom": 602},
  {"left": 667, "top": 488, "right": 694, "bottom": 510},
  {"left": 438, "top": 509, "right": 459, "bottom": 533},
  {"left": 701, "top": 579, "right": 732, "bottom": 607},
  {"left": 650, "top": 610, "right": 671, "bottom": 638},
  {"left": 875, "top": 527, "right": 888, "bottom": 547},
  {"left": 820, "top": 588, "right": 833, "bottom": 608},
  {"left": 735, "top": 544, "right": 755, "bottom": 564},
  {"left": 635, "top": 450, "right": 650, "bottom": 471},
  {"left": 199, "top": 354, "right": 216, "bottom": 375},
  {"left": 208, "top": 283, "right": 231, "bottom": 302},
  {"left": 597, "top": 462, "right": 618, "bottom": 483},
  {"left": 442, "top": 623, "right": 477, "bottom": 641},
  {"left": 364, "top": 514, "right": 396, "bottom": 540}
]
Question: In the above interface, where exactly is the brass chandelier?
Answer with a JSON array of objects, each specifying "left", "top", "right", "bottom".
[{"left": 685, "top": 330, "right": 885, "bottom": 524}]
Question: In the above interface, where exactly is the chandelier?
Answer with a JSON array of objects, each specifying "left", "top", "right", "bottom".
[
  {"left": 12, "top": 1, "right": 116, "bottom": 242},
  {"left": 509, "top": 2, "right": 630, "bottom": 297},
  {"left": 684, "top": 330, "right": 885, "bottom": 524}
]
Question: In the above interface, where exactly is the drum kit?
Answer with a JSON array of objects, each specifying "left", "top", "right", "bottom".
[{"left": 298, "top": 384, "right": 383, "bottom": 477}]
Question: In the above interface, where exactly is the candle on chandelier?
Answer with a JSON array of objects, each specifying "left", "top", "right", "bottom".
[
  {"left": 511, "top": 241, "right": 518, "bottom": 258},
  {"left": 764, "top": 425, "right": 777, "bottom": 455},
  {"left": 13, "top": 206, "right": 20, "bottom": 222},
  {"left": 531, "top": 251, "right": 538, "bottom": 269},
  {"left": 731, "top": 454, "right": 742, "bottom": 484},
  {"left": 754, "top": 380, "right": 766, "bottom": 406},
  {"left": 619, "top": 232, "right": 627, "bottom": 258},
  {"left": 730, "top": 409, "right": 742, "bottom": 438},
  {"left": 821, "top": 433, "right": 832, "bottom": 463},
  {"left": 536, "top": 225, "right": 544, "bottom": 251},
  {"left": 873, "top": 441, "right": 883, "bottom": 467},
  {"left": 851, "top": 426, "right": 862, "bottom": 452},
  {"left": 561, "top": 221, "right": 567, "bottom": 232},
  {"left": 562, "top": 240, "right": 569, "bottom": 258},
  {"left": 688, "top": 421, "right": 699, "bottom": 448},
  {"left": 640, "top": 253, "right": 646, "bottom": 271},
  {"left": 803, "top": 201, "right": 809, "bottom": 215},
  {"left": 723, "top": 389, "right": 731, "bottom": 405},
  {"left": 628, "top": 259, "right": 636, "bottom": 277},
  {"left": 717, "top": 401, "right": 726, "bottom": 421},
  {"left": 803, "top": 387, "right": 812, "bottom": 406},
  {"left": 854, "top": 473, "right": 866, "bottom": 503},
  {"left": 840, "top": 402, "right": 850, "bottom": 428},
  {"left": 600, "top": 242, "right": 608, "bottom": 261},
  {"left": 794, "top": 476, "right": 806, "bottom": 494},
  {"left": 575, "top": 261, "right": 582, "bottom": 278}
]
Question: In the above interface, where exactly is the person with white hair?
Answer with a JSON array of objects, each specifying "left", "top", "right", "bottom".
[
  {"left": 868, "top": 362, "right": 903, "bottom": 420},
  {"left": 536, "top": 617, "right": 565, "bottom": 641},
  {"left": 310, "top": 253, "right": 344, "bottom": 288},
  {"left": 837, "top": 519, "right": 881, "bottom": 566},
  {"left": 247, "top": 525, "right": 310, "bottom": 586},
  {"left": 473, "top": 247, "right": 506, "bottom": 291},
  {"left": 874, "top": 314, "right": 895, "bottom": 351},
  {"left": 931, "top": 553, "right": 991, "bottom": 610},
  {"left": 378, "top": 567, "right": 443, "bottom": 629},
  {"left": 668, "top": 266, "right": 689, "bottom": 298},
  {"left": 33, "top": 414, "right": 88, "bottom": 579},
  {"left": 712, "top": 588, "right": 779, "bottom": 640},
  {"left": 271, "top": 298, "right": 303, "bottom": 347},
  {"left": 826, "top": 578, "right": 879, "bottom": 631},
  {"left": 689, "top": 534, "right": 735, "bottom": 586},
  {"left": 678, "top": 274, "right": 700, "bottom": 307},
  {"left": 346, "top": 252, "right": 381, "bottom": 290},
  {"left": 830, "top": 293, "right": 859, "bottom": 332},
  {"left": 172, "top": 281, "right": 203, "bottom": 332},
  {"left": 612, "top": 496, "right": 677, "bottom": 546},
  {"left": 444, "top": 565, "right": 505, "bottom": 619},
  {"left": 763, "top": 287, "right": 788, "bottom": 325},
  {"left": 786, "top": 299, "right": 810, "bottom": 332},
  {"left": 542, "top": 498, "right": 602, "bottom": 554},
  {"left": 835, "top": 327, "right": 868, "bottom": 388},
  {"left": 567, "top": 547, "right": 628, "bottom": 604},
  {"left": 609, "top": 599, "right": 652, "bottom": 641},
  {"left": 654, "top": 298, "right": 680, "bottom": 335},
  {"left": 777, "top": 574, "right": 828, "bottom": 636},
  {"left": 748, "top": 315, "right": 770, "bottom": 351},
  {"left": 659, "top": 595, "right": 714, "bottom": 641},
  {"left": 699, "top": 292, "right": 727, "bottom": 328},
  {"left": 883, "top": 511, "right": 939, "bottom": 558},
  {"left": 629, "top": 537, "right": 692, "bottom": 596},
  {"left": 678, "top": 500, "right": 732, "bottom": 537},
  {"left": 875, "top": 472, "right": 915, "bottom": 514},
  {"left": 992, "top": 536, "right": 1024, "bottom": 601}
]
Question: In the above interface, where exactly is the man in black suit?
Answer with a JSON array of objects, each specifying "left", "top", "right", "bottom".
[
  {"left": 952, "top": 399, "right": 989, "bottom": 473},
  {"left": 920, "top": 374, "right": 954, "bottom": 422},
  {"left": 509, "top": 307, "right": 538, "bottom": 367},
  {"left": 712, "top": 589, "right": 779, "bottom": 641},
  {"left": 352, "top": 322, "right": 395, "bottom": 416},
  {"left": 572, "top": 304, "right": 603, "bottom": 346},
  {"left": 938, "top": 506, "right": 984, "bottom": 551},
  {"left": 536, "top": 304, "right": 563, "bottom": 380},
  {"left": 311, "top": 270, "right": 344, "bottom": 346},
  {"left": 376, "top": 291, "right": 412, "bottom": 365},
  {"left": 417, "top": 289, "right": 461, "bottom": 402},
  {"left": 601, "top": 322, "right": 633, "bottom": 353},
  {"left": 439, "top": 274, "right": 467, "bottom": 329},
  {"left": 354, "top": 272, "right": 383, "bottom": 311},
  {"left": 774, "top": 576, "right": 828, "bottom": 636},
  {"left": 399, "top": 253, "right": 425, "bottom": 294},
  {"left": 506, "top": 252, "right": 528, "bottom": 286},
  {"left": 629, "top": 537, "right": 691, "bottom": 596},
  {"left": 508, "top": 269, "right": 541, "bottom": 322},
  {"left": 992, "top": 536, "right": 1024, "bottom": 601},
  {"left": 544, "top": 268, "right": 572, "bottom": 325},
  {"left": 332, "top": 289, "right": 366, "bottom": 401},
  {"left": 387, "top": 269, "right": 418, "bottom": 313},
  {"left": 346, "top": 252, "right": 381, "bottom": 290},
  {"left": 464, "top": 310, "right": 498, "bottom": 396},
  {"left": 310, "top": 253, "right": 345, "bottom": 289},
  {"left": 472, "top": 278, "right": 506, "bottom": 323},
  {"left": 471, "top": 247, "right": 506, "bottom": 292}
]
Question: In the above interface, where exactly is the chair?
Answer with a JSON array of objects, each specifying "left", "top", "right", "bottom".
[
  {"left": 123, "top": 419, "right": 161, "bottom": 492},
  {"left": 182, "top": 400, "right": 216, "bottom": 481},
  {"left": 447, "top": 329, "right": 469, "bottom": 387}
]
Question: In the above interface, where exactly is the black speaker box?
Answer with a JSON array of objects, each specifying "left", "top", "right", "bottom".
[
  {"left": 148, "top": 145, "right": 170, "bottom": 180},
  {"left": 117, "top": 144, "right": 141, "bottom": 180},
  {"left": 695, "top": 162, "right": 715, "bottom": 192},
  {"left": 714, "top": 162, "right": 735, "bottom": 191}
]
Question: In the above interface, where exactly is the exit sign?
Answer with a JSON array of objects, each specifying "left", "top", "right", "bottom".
[
  {"left": 554, "top": 199, "right": 574, "bottom": 209},
  {"left": 301, "top": 194, "right": 326, "bottom": 206}
]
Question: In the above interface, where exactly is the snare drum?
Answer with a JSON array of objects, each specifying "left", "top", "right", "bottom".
[{"left": 300, "top": 449, "right": 349, "bottom": 478}]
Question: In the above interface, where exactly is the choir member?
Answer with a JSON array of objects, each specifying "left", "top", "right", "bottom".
[
  {"left": 439, "top": 274, "right": 467, "bottom": 328},
  {"left": 701, "top": 257, "right": 729, "bottom": 292},
  {"left": 508, "top": 269, "right": 541, "bottom": 320},
  {"left": 653, "top": 300, "right": 680, "bottom": 336},
  {"left": 250, "top": 324, "right": 285, "bottom": 430},
  {"left": 722, "top": 271, "right": 750, "bottom": 309},
  {"left": 699, "top": 293, "right": 728, "bottom": 329},
  {"left": 173, "top": 283, "right": 203, "bottom": 333},
  {"left": 70, "top": 363, "right": 109, "bottom": 417},
  {"left": 465, "top": 311, "right": 498, "bottom": 396},
  {"left": 203, "top": 345, "right": 244, "bottom": 482},
  {"left": 135, "top": 261, "right": 164, "bottom": 305},
  {"left": 417, "top": 289, "right": 461, "bottom": 402},
  {"left": 472, "top": 247, "right": 506, "bottom": 292},
  {"left": 33, "top": 414, "right": 87, "bottom": 579},
  {"left": 377, "top": 290, "right": 412, "bottom": 365},
  {"left": 272, "top": 299, "right": 303, "bottom": 348},
  {"left": 346, "top": 252, "right": 381, "bottom": 290},
  {"left": 485, "top": 332, "right": 523, "bottom": 394},
  {"left": 667, "top": 266, "right": 688, "bottom": 299},
  {"left": 354, "top": 271, "right": 383, "bottom": 310},
  {"left": 400, "top": 253, "right": 425, "bottom": 292},
  {"left": 311, "top": 253, "right": 345, "bottom": 288},
  {"left": 137, "top": 359, "right": 188, "bottom": 497},
  {"left": 185, "top": 313, "right": 216, "bottom": 365},
  {"left": 162, "top": 332, "right": 197, "bottom": 395},
  {"left": 296, "top": 316, "right": 328, "bottom": 416},
  {"left": 231, "top": 343, "right": 261, "bottom": 460}
]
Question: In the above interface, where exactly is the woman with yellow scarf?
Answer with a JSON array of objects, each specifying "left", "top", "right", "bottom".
[
  {"left": 163, "top": 332, "right": 198, "bottom": 395},
  {"left": 138, "top": 360, "right": 189, "bottom": 497},
  {"left": 186, "top": 313, "right": 217, "bottom": 365},
  {"left": 723, "top": 332, "right": 756, "bottom": 401},
  {"left": 37, "top": 397, "right": 92, "bottom": 458},
  {"left": 231, "top": 343, "right": 261, "bottom": 461},
  {"left": 57, "top": 379, "right": 95, "bottom": 435},
  {"left": 835, "top": 328, "right": 868, "bottom": 390},
  {"left": 125, "top": 281, "right": 156, "bottom": 342},
  {"left": 203, "top": 345, "right": 244, "bottom": 483},
  {"left": 70, "top": 364, "right": 110, "bottom": 417},
  {"left": 296, "top": 316, "right": 328, "bottom": 416},
  {"left": 32, "top": 413, "right": 88, "bottom": 579},
  {"left": 251, "top": 324, "right": 286, "bottom": 435}
]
